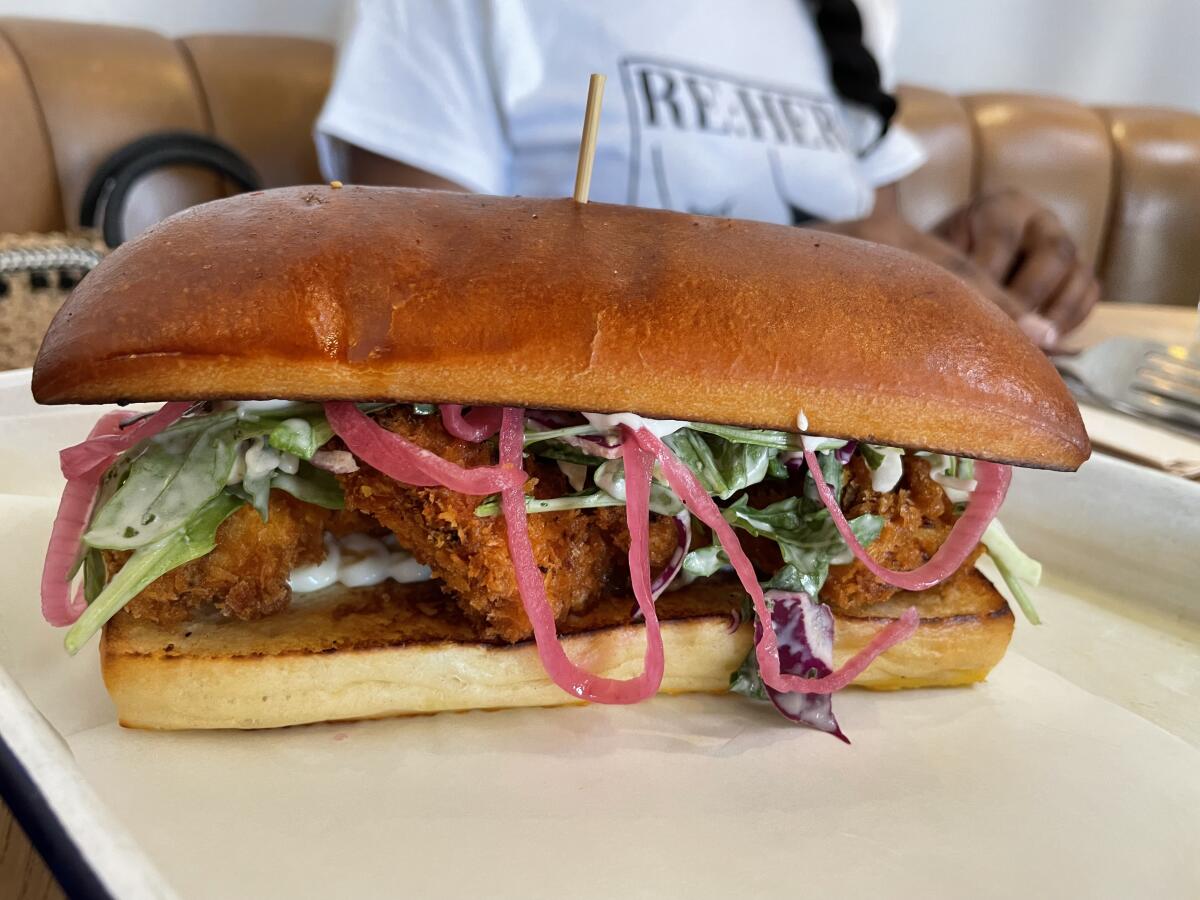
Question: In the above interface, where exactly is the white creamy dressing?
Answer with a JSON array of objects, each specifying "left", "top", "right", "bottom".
[
  {"left": 227, "top": 437, "right": 300, "bottom": 486},
  {"left": 920, "top": 453, "right": 978, "bottom": 502},
  {"left": 593, "top": 459, "right": 626, "bottom": 500},
  {"left": 235, "top": 400, "right": 295, "bottom": 415},
  {"left": 582, "top": 412, "right": 688, "bottom": 439},
  {"left": 289, "top": 532, "right": 432, "bottom": 594},
  {"left": 800, "top": 435, "right": 847, "bottom": 453},
  {"left": 868, "top": 447, "right": 905, "bottom": 492}
]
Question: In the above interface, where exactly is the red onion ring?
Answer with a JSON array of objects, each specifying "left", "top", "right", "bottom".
[
  {"left": 325, "top": 402, "right": 521, "bottom": 493},
  {"left": 630, "top": 426, "right": 918, "bottom": 694},
  {"left": 803, "top": 447, "right": 1011, "bottom": 592},
  {"left": 497, "top": 410, "right": 664, "bottom": 703},
  {"left": 439, "top": 404, "right": 503, "bottom": 443},
  {"left": 60, "top": 402, "right": 191, "bottom": 479},
  {"left": 44, "top": 403, "right": 192, "bottom": 626}
]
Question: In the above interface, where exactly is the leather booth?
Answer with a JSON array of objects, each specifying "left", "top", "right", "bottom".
[{"left": 2, "top": 16, "right": 1198, "bottom": 306}]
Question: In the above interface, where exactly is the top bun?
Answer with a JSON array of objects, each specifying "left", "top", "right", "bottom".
[{"left": 33, "top": 186, "right": 1088, "bottom": 469}]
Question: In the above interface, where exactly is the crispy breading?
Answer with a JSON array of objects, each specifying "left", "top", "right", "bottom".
[
  {"left": 335, "top": 409, "right": 678, "bottom": 642},
  {"left": 112, "top": 490, "right": 329, "bottom": 626},
  {"left": 739, "top": 455, "right": 981, "bottom": 615},
  {"left": 822, "top": 455, "right": 983, "bottom": 614}
]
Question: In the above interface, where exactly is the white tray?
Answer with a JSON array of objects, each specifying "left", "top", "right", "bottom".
[{"left": 1, "top": 372, "right": 1197, "bottom": 900}]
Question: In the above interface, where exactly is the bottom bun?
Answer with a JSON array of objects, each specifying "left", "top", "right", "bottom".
[{"left": 101, "top": 573, "right": 1014, "bottom": 730}]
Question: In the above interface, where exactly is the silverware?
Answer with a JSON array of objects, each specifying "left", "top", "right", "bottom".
[{"left": 1054, "top": 337, "right": 1200, "bottom": 434}]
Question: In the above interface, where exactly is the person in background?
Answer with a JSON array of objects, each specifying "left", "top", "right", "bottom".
[{"left": 316, "top": 0, "right": 1100, "bottom": 348}]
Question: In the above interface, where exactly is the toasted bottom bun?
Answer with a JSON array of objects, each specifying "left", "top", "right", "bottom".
[{"left": 101, "top": 572, "right": 1014, "bottom": 730}]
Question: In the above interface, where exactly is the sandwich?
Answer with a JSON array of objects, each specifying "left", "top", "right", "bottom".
[{"left": 32, "top": 185, "right": 1089, "bottom": 737}]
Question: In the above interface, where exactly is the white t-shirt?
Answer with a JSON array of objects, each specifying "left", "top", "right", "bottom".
[{"left": 317, "top": 0, "right": 925, "bottom": 225}]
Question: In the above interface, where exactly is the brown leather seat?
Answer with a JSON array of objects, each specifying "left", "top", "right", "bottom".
[
  {"left": 1, "top": 17, "right": 1197, "bottom": 306},
  {"left": 895, "top": 86, "right": 1200, "bottom": 306}
]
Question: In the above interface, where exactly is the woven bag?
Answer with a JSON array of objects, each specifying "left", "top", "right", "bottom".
[{"left": 0, "top": 231, "right": 107, "bottom": 370}]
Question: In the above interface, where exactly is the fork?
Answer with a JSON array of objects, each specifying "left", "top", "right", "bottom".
[{"left": 1053, "top": 337, "right": 1200, "bottom": 433}]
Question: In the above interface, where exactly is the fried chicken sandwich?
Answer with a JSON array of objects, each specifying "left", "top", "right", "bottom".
[{"left": 32, "top": 186, "right": 1089, "bottom": 737}]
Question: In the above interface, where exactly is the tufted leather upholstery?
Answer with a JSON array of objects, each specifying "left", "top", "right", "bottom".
[{"left": 0, "top": 17, "right": 1196, "bottom": 305}]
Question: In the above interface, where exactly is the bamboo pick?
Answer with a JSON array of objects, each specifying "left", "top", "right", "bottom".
[{"left": 572, "top": 73, "right": 607, "bottom": 204}]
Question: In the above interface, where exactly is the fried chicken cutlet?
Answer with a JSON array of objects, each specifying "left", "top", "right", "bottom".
[
  {"left": 335, "top": 409, "right": 678, "bottom": 642},
  {"left": 737, "top": 454, "right": 980, "bottom": 616},
  {"left": 113, "top": 490, "right": 330, "bottom": 625},
  {"left": 822, "top": 454, "right": 984, "bottom": 614}
]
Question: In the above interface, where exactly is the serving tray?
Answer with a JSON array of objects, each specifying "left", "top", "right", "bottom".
[{"left": 1, "top": 370, "right": 1196, "bottom": 899}]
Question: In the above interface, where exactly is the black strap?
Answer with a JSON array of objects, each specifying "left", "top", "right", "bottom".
[{"left": 80, "top": 132, "right": 261, "bottom": 247}]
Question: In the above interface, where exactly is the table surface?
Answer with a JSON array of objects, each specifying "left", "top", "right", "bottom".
[{"left": 0, "top": 301, "right": 1194, "bottom": 900}]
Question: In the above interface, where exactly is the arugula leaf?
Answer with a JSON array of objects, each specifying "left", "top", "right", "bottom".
[
  {"left": 681, "top": 542, "right": 729, "bottom": 577},
  {"left": 685, "top": 422, "right": 794, "bottom": 449},
  {"left": 719, "top": 494, "right": 884, "bottom": 597},
  {"left": 266, "top": 416, "right": 334, "bottom": 460},
  {"left": 272, "top": 463, "right": 345, "bottom": 510},
  {"left": 82, "top": 548, "right": 107, "bottom": 604},
  {"left": 475, "top": 491, "right": 623, "bottom": 517},
  {"left": 528, "top": 441, "right": 605, "bottom": 467},
  {"left": 665, "top": 430, "right": 773, "bottom": 500},
  {"left": 808, "top": 450, "right": 846, "bottom": 504},
  {"left": 84, "top": 421, "right": 239, "bottom": 550},
  {"left": 65, "top": 492, "right": 245, "bottom": 654},
  {"left": 982, "top": 519, "right": 1042, "bottom": 624},
  {"left": 523, "top": 425, "right": 602, "bottom": 446},
  {"left": 730, "top": 649, "right": 770, "bottom": 700},
  {"left": 766, "top": 455, "right": 790, "bottom": 480}
]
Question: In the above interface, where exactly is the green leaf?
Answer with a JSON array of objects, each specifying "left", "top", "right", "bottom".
[
  {"left": 685, "top": 422, "right": 794, "bottom": 449},
  {"left": 82, "top": 548, "right": 107, "bottom": 604},
  {"left": 665, "top": 430, "right": 724, "bottom": 494},
  {"left": 523, "top": 425, "right": 602, "bottom": 446},
  {"left": 982, "top": 519, "right": 1042, "bottom": 625},
  {"left": 991, "top": 553, "right": 1042, "bottom": 626},
  {"left": 801, "top": 449, "right": 846, "bottom": 505},
  {"left": 717, "top": 494, "right": 884, "bottom": 597},
  {"left": 665, "top": 430, "right": 774, "bottom": 500},
  {"left": 767, "top": 455, "right": 790, "bottom": 480},
  {"left": 860, "top": 444, "right": 885, "bottom": 469},
  {"left": 84, "top": 422, "right": 238, "bottom": 550},
  {"left": 266, "top": 416, "right": 334, "bottom": 460},
  {"left": 272, "top": 463, "right": 345, "bottom": 509},
  {"left": 730, "top": 648, "right": 769, "bottom": 700},
  {"left": 529, "top": 442, "right": 605, "bottom": 467},
  {"left": 65, "top": 491, "right": 245, "bottom": 654},
  {"left": 475, "top": 490, "right": 623, "bottom": 517},
  {"left": 682, "top": 542, "right": 729, "bottom": 577}
]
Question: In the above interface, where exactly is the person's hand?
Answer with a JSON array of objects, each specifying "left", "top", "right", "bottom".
[{"left": 936, "top": 189, "right": 1101, "bottom": 348}]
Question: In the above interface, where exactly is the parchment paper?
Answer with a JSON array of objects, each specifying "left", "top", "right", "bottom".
[{"left": 1, "top": 376, "right": 1196, "bottom": 899}]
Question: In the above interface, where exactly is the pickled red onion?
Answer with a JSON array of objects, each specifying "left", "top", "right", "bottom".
[
  {"left": 42, "top": 411, "right": 133, "bottom": 625},
  {"left": 324, "top": 402, "right": 522, "bottom": 494},
  {"left": 498, "top": 409, "right": 664, "bottom": 703},
  {"left": 803, "top": 448, "right": 1011, "bottom": 592},
  {"left": 439, "top": 404, "right": 502, "bottom": 443},
  {"left": 60, "top": 402, "right": 191, "bottom": 479},
  {"left": 630, "top": 426, "right": 918, "bottom": 694}
]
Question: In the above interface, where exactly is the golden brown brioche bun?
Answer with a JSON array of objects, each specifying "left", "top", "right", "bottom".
[
  {"left": 101, "top": 573, "right": 1013, "bottom": 731},
  {"left": 33, "top": 186, "right": 1087, "bottom": 469}
]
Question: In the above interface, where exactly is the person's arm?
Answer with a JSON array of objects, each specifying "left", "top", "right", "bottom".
[
  {"left": 344, "top": 145, "right": 467, "bottom": 192},
  {"left": 819, "top": 185, "right": 1099, "bottom": 348}
]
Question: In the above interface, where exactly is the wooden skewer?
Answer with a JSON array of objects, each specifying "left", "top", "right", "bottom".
[{"left": 572, "top": 73, "right": 607, "bottom": 204}]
